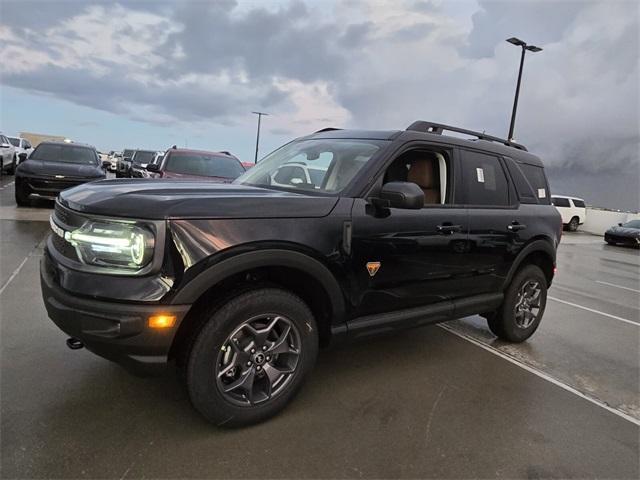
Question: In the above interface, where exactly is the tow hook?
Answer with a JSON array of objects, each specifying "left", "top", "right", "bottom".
[{"left": 66, "top": 337, "right": 84, "bottom": 350}]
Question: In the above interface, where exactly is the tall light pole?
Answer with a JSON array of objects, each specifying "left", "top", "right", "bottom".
[
  {"left": 252, "top": 111, "right": 269, "bottom": 163},
  {"left": 506, "top": 37, "right": 542, "bottom": 141}
]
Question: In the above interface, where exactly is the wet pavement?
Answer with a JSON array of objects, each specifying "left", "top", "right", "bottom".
[{"left": 1, "top": 174, "right": 638, "bottom": 479}]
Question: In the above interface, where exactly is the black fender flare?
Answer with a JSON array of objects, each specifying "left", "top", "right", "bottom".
[
  {"left": 170, "top": 249, "right": 346, "bottom": 321},
  {"left": 503, "top": 238, "right": 556, "bottom": 289}
]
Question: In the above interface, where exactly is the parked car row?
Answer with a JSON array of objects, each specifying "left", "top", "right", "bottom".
[{"left": 11, "top": 138, "right": 253, "bottom": 207}]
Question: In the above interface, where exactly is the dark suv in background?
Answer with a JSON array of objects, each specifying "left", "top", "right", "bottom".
[
  {"left": 41, "top": 121, "right": 561, "bottom": 426},
  {"left": 15, "top": 141, "right": 105, "bottom": 206}
]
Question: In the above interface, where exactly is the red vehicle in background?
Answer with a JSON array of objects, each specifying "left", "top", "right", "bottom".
[{"left": 146, "top": 148, "right": 245, "bottom": 182}]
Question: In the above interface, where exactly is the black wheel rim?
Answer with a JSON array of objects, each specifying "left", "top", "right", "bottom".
[
  {"left": 514, "top": 280, "right": 542, "bottom": 329},
  {"left": 215, "top": 314, "right": 301, "bottom": 406}
]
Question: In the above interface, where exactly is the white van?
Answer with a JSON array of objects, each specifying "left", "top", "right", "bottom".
[{"left": 551, "top": 195, "right": 586, "bottom": 231}]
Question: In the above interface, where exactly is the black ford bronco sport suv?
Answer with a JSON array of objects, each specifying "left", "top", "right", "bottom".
[{"left": 41, "top": 121, "right": 561, "bottom": 426}]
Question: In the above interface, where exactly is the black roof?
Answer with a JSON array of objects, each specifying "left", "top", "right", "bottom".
[{"left": 307, "top": 121, "right": 542, "bottom": 166}]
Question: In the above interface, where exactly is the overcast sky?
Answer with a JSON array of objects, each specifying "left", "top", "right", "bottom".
[{"left": 1, "top": 0, "right": 638, "bottom": 210}]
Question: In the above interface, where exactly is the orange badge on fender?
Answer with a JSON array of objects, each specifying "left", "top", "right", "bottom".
[{"left": 366, "top": 261, "right": 381, "bottom": 277}]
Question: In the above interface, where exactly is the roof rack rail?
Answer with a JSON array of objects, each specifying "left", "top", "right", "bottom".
[
  {"left": 314, "top": 127, "right": 342, "bottom": 133},
  {"left": 406, "top": 121, "right": 527, "bottom": 151}
]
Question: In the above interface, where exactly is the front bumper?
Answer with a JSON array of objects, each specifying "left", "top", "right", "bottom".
[
  {"left": 18, "top": 175, "right": 95, "bottom": 199},
  {"left": 40, "top": 251, "right": 191, "bottom": 374}
]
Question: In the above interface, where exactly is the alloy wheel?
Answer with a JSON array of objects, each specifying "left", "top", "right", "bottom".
[
  {"left": 215, "top": 314, "right": 301, "bottom": 406},
  {"left": 514, "top": 280, "right": 542, "bottom": 329}
]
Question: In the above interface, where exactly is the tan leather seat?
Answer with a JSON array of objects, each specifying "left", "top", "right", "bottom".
[{"left": 407, "top": 158, "right": 440, "bottom": 205}]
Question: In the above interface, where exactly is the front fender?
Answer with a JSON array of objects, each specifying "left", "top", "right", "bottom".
[{"left": 169, "top": 248, "right": 346, "bottom": 322}]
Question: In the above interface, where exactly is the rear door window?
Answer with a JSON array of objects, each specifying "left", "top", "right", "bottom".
[
  {"left": 551, "top": 197, "right": 570, "bottom": 207},
  {"left": 460, "top": 150, "right": 510, "bottom": 206}
]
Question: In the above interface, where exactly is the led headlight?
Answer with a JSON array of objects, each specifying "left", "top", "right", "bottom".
[{"left": 67, "top": 221, "right": 155, "bottom": 270}]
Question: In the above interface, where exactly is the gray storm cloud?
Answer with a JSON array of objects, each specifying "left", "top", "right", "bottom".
[{"left": 1, "top": 0, "right": 637, "bottom": 210}]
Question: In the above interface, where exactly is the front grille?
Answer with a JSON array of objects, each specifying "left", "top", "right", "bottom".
[
  {"left": 29, "top": 178, "right": 86, "bottom": 192},
  {"left": 50, "top": 203, "right": 87, "bottom": 263},
  {"left": 54, "top": 203, "right": 85, "bottom": 229},
  {"left": 51, "top": 231, "right": 80, "bottom": 262}
]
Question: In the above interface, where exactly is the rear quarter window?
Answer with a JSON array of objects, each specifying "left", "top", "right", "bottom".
[
  {"left": 510, "top": 161, "right": 550, "bottom": 204},
  {"left": 572, "top": 199, "right": 586, "bottom": 208}
]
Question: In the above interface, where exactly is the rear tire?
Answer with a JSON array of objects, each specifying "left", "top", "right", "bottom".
[
  {"left": 15, "top": 181, "right": 31, "bottom": 207},
  {"left": 487, "top": 264, "right": 547, "bottom": 343},
  {"left": 185, "top": 288, "right": 318, "bottom": 427},
  {"left": 568, "top": 216, "right": 579, "bottom": 232}
]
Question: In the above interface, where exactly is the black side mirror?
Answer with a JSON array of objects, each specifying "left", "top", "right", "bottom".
[
  {"left": 618, "top": 222, "right": 623, "bottom": 227},
  {"left": 123, "top": 157, "right": 131, "bottom": 162},
  {"left": 102, "top": 160, "right": 111, "bottom": 169},
  {"left": 378, "top": 182, "right": 424, "bottom": 209},
  {"left": 146, "top": 163, "right": 160, "bottom": 172}
]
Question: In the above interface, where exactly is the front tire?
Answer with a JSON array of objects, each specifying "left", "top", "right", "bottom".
[
  {"left": 15, "top": 181, "right": 31, "bottom": 207},
  {"left": 186, "top": 288, "right": 318, "bottom": 427},
  {"left": 487, "top": 264, "right": 547, "bottom": 343}
]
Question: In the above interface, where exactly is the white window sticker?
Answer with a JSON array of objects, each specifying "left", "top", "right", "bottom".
[
  {"left": 538, "top": 188, "right": 546, "bottom": 198},
  {"left": 476, "top": 168, "right": 485, "bottom": 183}
]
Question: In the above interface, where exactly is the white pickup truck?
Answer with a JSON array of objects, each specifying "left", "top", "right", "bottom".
[{"left": 551, "top": 195, "right": 586, "bottom": 231}]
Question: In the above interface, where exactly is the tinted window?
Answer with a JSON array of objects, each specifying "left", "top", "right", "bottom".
[
  {"left": 165, "top": 153, "right": 245, "bottom": 178},
  {"left": 0, "top": 135, "right": 7, "bottom": 144},
  {"left": 123, "top": 149, "right": 134, "bottom": 158},
  {"left": 8, "top": 138, "right": 20, "bottom": 147},
  {"left": 504, "top": 157, "right": 536, "bottom": 203},
  {"left": 551, "top": 197, "right": 570, "bottom": 207},
  {"left": 132, "top": 151, "right": 156, "bottom": 165},
  {"left": 461, "top": 151, "right": 510, "bottom": 206},
  {"left": 572, "top": 199, "right": 586, "bottom": 208},
  {"left": 24, "top": 140, "right": 31, "bottom": 149},
  {"left": 30, "top": 144, "right": 98, "bottom": 164},
  {"left": 519, "top": 163, "right": 550, "bottom": 204}
]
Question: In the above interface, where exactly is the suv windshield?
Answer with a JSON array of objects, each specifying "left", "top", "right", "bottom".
[
  {"left": 123, "top": 149, "right": 134, "bottom": 158},
  {"left": 30, "top": 144, "right": 98, "bottom": 164},
  {"left": 132, "top": 151, "right": 156, "bottom": 165},
  {"left": 165, "top": 153, "right": 244, "bottom": 178},
  {"left": 235, "top": 139, "right": 386, "bottom": 193}
]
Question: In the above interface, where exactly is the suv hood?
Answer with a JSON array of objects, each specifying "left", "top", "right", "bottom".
[
  {"left": 17, "top": 159, "right": 103, "bottom": 178},
  {"left": 59, "top": 179, "right": 339, "bottom": 219}
]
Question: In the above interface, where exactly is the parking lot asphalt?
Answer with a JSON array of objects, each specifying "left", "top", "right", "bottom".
[{"left": 1, "top": 174, "right": 638, "bottom": 479}]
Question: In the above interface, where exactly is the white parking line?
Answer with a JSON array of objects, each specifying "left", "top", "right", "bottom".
[
  {"left": 548, "top": 296, "right": 639, "bottom": 327},
  {"left": 595, "top": 280, "right": 640, "bottom": 294},
  {"left": 0, "top": 255, "right": 30, "bottom": 296},
  {"left": 439, "top": 324, "right": 640, "bottom": 426}
]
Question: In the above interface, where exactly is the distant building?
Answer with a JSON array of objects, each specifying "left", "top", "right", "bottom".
[{"left": 20, "top": 132, "right": 66, "bottom": 147}]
